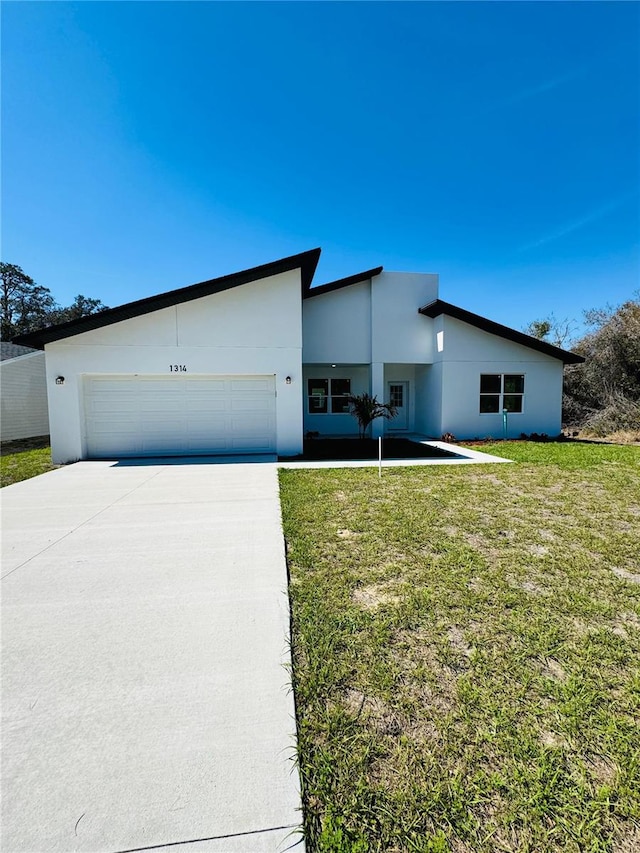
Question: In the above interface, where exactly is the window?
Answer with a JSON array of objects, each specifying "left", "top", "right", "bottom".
[
  {"left": 308, "top": 378, "right": 351, "bottom": 414},
  {"left": 389, "top": 384, "right": 404, "bottom": 407},
  {"left": 480, "top": 374, "right": 524, "bottom": 414}
]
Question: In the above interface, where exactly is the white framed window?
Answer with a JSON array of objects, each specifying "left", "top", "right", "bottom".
[
  {"left": 480, "top": 374, "right": 524, "bottom": 414},
  {"left": 307, "top": 378, "right": 351, "bottom": 414}
]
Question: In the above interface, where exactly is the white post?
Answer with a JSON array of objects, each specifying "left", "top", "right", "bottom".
[
  {"left": 378, "top": 436, "right": 382, "bottom": 478},
  {"left": 370, "top": 362, "right": 385, "bottom": 438}
]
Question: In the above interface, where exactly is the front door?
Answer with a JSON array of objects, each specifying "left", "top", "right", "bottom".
[{"left": 387, "top": 381, "right": 408, "bottom": 430}]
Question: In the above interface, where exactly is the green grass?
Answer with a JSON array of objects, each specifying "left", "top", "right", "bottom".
[
  {"left": 280, "top": 442, "right": 640, "bottom": 852},
  {"left": 0, "top": 441, "right": 55, "bottom": 487}
]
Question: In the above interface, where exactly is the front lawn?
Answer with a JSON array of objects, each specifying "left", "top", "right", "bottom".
[
  {"left": 280, "top": 442, "right": 640, "bottom": 852},
  {"left": 0, "top": 437, "right": 55, "bottom": 487}
]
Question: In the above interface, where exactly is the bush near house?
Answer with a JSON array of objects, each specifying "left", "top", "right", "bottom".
[
  {"left": 528, "top": 296, "right": 640, "bottom": 439},
  {"left": 280, "top": 442, "right": 640, "bottom": 852}
]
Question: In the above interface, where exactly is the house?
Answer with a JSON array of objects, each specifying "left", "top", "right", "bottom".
[
  {"left": 14, "top": 249, "right": 583, "bottom": 463},
  {"left": 0, "top": 343, "right": 49, "bottom": 442}
]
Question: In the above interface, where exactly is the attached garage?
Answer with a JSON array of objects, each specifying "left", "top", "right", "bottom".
[
  {"left": 14, "top": 250, "right": 319, "bottom": 463},
  {"left": 83, "top": 375, "right": 277, "bottom": 458}
]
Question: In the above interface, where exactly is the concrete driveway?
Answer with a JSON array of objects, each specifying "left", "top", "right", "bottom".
[{"left": 1, "top": 460, "right": 303, "bottom": 853}]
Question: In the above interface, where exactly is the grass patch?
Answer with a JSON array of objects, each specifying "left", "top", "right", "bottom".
[
  {"left": 280, "top": 442, "right": 640, "bottom": 852},
  {"left": 1, "top": 437, "right": 55, "bottom": 487}
]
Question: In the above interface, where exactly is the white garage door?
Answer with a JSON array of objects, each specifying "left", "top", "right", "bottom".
[{"left": 83, "top": 375, "right": 277, "bottom": 458}]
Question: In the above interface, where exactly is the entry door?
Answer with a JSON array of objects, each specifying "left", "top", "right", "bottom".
[{"left": 387, "top": 381, "right": 408, "bottom": 430}]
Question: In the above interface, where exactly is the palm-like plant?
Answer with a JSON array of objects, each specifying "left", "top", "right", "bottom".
[{"left": 347, "top": 392, "right": 397, "bottom": 439}]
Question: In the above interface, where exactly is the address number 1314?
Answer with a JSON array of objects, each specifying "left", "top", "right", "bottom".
[{"left": 169, "top": 365, "right": 187, "bottom": 372}]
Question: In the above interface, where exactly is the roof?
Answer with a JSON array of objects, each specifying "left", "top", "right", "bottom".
[
  {"left": 14, "top": 248, "right": 322, "bottom": 350},
  {"left": 419, "top": 299, "right": 585, "bottom": 364},
  {"left": 304, "top": 266, "right": 383, "bottom": 299},
  {"left": 0, "top": 342, "right": 39, "bottom": 361}
]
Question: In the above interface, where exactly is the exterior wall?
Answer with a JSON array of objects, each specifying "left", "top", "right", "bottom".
[
  {"left": 302, "top": 364, "right": 369, "bottom": 436},
  {"left": 415, "top": 362, "right": 442, "bottom": 437},
  {"left": 438, "top": 317, "right": 564, "bottom": 439},
  {"left": 371, "top": 272, "right": 438, "bottom": 364},
  {"left": 303, "top": 272, "right": 439, "bottom": 366},
  {"left": 0, "top": 352, "right": 49, "bottom": 441},
  {"left": 303, "top": 272, "right": 439, "bottom": 438},
  {"left": 44, "top": 270, "right": 304, "bottom": 462},
  {"left": 302, "top": 280, "right": 372, "bottom": 364}
]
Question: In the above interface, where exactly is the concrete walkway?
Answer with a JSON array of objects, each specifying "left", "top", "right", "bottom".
[{"left": 1, "top": 461, "right": 303, "bottom": 853}]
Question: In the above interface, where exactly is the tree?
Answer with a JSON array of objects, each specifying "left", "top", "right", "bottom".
[
  {"left": 347, "top": 392, "right": 397, "bottom": 438},
  {"left": 53, "top": 294, "right": 109, "bottom": 324},
  {"left": 1, "top": 262, "right": 108, "bottom": 339},
  {"left": 563, "top": 296, "right": 640, "bottom": 434},
  {"left": 1, "top": 263, "right": 58, "bottom": 340},
  {"left": 523, "top": 314, "right": 577, "bottom": 348}
]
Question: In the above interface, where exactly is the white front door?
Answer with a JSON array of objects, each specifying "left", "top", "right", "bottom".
[{"left": 387, "top": 381, "right": 408, "bottom": 430}]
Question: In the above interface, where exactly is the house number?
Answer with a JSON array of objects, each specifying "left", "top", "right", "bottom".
[{"left": 169, "top": 365, "right": 188, "bottom": 372}]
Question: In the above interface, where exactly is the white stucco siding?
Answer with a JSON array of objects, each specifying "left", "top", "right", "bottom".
[
  {"left": 177, "top": 271, "right": 303, "bottom": 348},
  {"left": 44, "top": 270, "right": 304, "bottom": 462},
  {"left": 0, "top": 352, "right": 49, "bottom": 441},
  {"left": 302, "top": 281, "right": 371, "bottom": 364},
  {"left": 441, "top": 316, "right": 556, "bottom": 364},
  {"left": 415, "top": 363, "right": 442, "bottom": 437},
  {"left": 438, "top": 317, "right": 564, "bottom": 439},
  {"left": 371, "top": 273, "right": 438, "bottom": 364}
]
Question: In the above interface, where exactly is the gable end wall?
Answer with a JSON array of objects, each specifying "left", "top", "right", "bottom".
[
  {"left": 439, "top": 316, "right": 564, "bottom": 439},
  {"left": 45, "top": 270, "right": 303, "bottom": 462}
]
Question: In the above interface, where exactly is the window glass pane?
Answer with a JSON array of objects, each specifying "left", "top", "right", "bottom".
[
  {"left": 308, "top": 379, "right": 328, "bottom": 397},
  {"left": 331, "top": 396, "right": 351, "bottom": 414},
  {"left": 504, "top": 374, "right": 524, "bottom": 394},
  {"left": 503, "top": 394, "right": 523, "bottom": 413},
  {"left": 480, "top": 374, "right": 501, "bottom": 394},
  {"left": 308, "top": 379, "right": 328, "bottom": 413},
  {"left": 480, "top": 395, "right": 500, "bottom": 413},
  {"left": 309, "top": 395, "right": 328, "bottom": 413},
  {"left": 389, "top": 384, "right": 403, "bottom": 407},
  {"left": 331, "top": 378, "right": 351, "bottom": 396}
]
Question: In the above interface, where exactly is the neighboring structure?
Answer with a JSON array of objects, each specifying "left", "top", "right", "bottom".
[
  {"left": 0, "top": 344, "right": 50, "bottom": 442},
  {"left": 15, "top": 249, "right": 583, "bottom": 462}
]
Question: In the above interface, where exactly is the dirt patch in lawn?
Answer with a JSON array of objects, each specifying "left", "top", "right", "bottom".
[{"left": 0, "top": 435, "right": 50, "bottom": 456}]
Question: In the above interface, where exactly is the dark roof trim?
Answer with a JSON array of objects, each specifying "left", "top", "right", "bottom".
[
  {"left": 304, "top": 266, "right": 383, "bottom": 299},
  {"left": 14, "top": 248, "right": 322, "bottom": 349},
  {"left": 419, "top": 299, "right": 585, "bottom": 364}
]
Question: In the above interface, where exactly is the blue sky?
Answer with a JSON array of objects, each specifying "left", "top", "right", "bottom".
[{"left": 3, "top": 1, "right": 638, "bottom": 338}]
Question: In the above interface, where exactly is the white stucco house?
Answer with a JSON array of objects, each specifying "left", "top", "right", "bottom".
[
  {"left": 15, "top": 249, "right": 583, "bottom": 463},
  {"left": 0, "top": 343, "right": 50, "bottom": 442}
]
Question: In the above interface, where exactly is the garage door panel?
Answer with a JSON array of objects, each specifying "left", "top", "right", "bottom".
[
  {"left": 92, "top": 437, "right": 141, "bottom": 455},
  {"left": 185, "top": 437, "right": 229, "bottom": 451},
  {"left": 230, "top": 437, "right": 273, "bottom": 450},
  {"left": 86, "top": 379, "right": 137, "bottom": 394},
  {"left": 90, "top": 401, "right": 139, "bottom": 416},
  {"left": 230, "top": 415, "right": 275, "bottom": 433},
  {"left": 137, "top": 380, "right": 184, "bottom": 394},
  {"left": 230, "top": 379, "right": 273, "bottom": 392},
  {"left": 231, "top": 398, "right": 274, "bottom": 412},
  {"left": 189, "top": 378, "right": 227, "bottom": 394},
  {"left": 185, "top": 399, "right": 229, "bottom": 413},
  {"left": 90, "top": 421, "right": 142, "bottom": 435},
  {"left": 83, "top": 375, "right": 276, "bottom": 458}
]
